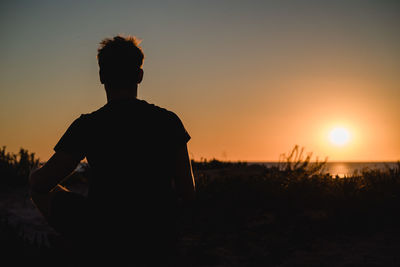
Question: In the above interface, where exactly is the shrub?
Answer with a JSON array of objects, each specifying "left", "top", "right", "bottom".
[{"left": 0, "top": 146, "right": 40, "bottom": 188}]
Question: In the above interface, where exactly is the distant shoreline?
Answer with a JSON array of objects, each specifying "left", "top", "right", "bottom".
[{"left": 249, "top": 161, "right": 399, "bottom": 177}]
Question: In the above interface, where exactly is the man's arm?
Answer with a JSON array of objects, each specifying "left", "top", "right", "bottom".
[
  {"left": 29, "top": 151, "right": 81, "bottom": 218},
  {"left": 30, "top": 151, "right": 81, "bottom": 193},
  {"left": 173, "top": 144, "right": 196, "bottom": 203}
]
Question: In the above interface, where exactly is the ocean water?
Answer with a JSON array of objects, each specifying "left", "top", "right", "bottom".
[{"left": 254, "top": 162, "right": 399, "bottom": 177}]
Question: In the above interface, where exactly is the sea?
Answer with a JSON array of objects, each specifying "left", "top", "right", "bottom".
[{"left": 252, "top": 162, "right": 399, "bottom": 178}]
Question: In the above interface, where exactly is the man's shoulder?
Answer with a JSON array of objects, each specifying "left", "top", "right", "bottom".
[
  {"left": 137, "top": 99, "right": 179, "bottom": 120},
  {"left": 79, "top": 99, "right": 181, "bottom": 122}
]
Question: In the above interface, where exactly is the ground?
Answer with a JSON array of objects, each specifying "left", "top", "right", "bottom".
[{"left": 1, "top": 167, "right": 400, "bottom": 266}]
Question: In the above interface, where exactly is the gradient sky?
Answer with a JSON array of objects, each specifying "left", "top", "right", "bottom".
[{"left": 1, "top": 0, "right": 399, "bottom": 162}]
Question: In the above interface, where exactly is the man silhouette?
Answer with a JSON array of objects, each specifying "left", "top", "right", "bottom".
[{"left": 29, "top": 35, "right": 196, "bottom": 266}]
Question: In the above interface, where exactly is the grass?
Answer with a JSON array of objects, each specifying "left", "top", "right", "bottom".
[
  {"left": 180, "top": 146, "right": 400, "bottom": 265},
  {"left": 1, "top": 146, "right": 400, "bottom": 266}
]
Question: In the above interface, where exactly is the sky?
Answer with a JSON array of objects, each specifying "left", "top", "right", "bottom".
[{"left": 1, "top": 0, "right": 399, "bottom": 162}]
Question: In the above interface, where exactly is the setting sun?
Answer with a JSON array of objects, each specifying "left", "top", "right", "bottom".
[{"left": 329, "top": 127, "right": 350, "bottom": 146}]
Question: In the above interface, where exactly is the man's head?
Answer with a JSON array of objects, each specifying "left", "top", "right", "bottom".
[{"left": 97, "top": 35, "right": 144, "bottom": 89}]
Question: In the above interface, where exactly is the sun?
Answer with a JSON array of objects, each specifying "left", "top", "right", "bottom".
[{"left": 329, "top": 127, "right": 350, "bottom": 146}]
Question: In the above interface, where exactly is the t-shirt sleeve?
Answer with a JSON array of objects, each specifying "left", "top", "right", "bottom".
[
  {"left": 54, "top": 115, "right": 87, "bottom": 161},
  {"left": 170, "top": 112, "right": 191, "bottom": 145}
]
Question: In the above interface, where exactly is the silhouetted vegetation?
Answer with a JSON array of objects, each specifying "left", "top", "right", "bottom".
[
  {"left": 179, "top": 147, "right": 400, "bottom": 265},
  {"left": 0, "top": 146, "right": 40, "bottom": 189},
  {"left": 1, "top": 146, "right": 400, "bottom": 266},
  {"left": 0, "top": 217, "right": 63, "bottom": 267},
  {"left": 192, "top": 158, "right": 248, "bottom": 170}
]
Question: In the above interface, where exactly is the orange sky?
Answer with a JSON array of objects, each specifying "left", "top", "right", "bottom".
[{"left": 1, "top": 1, "right": 399, "bottom": 162}]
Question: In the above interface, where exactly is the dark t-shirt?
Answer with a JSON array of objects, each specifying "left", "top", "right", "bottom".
[{"left": 54, "top": 98, "right": 190, "bottom": 245}]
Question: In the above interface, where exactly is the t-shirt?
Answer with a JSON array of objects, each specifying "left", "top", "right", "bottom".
[{"left": 53, "top": 98, "right": 190, "bottom": 243}]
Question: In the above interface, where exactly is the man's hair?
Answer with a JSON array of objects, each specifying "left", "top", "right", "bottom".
[{"left": 97, "top": 35, "right": 144, "bottom": 86}]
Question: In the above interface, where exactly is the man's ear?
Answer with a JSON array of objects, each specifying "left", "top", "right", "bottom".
[
  {"left": 99, "top": 69, "right": 105, "bottom": 84},
  {"left": 137, "top": 69, "right": 144, "bottom": 84}
]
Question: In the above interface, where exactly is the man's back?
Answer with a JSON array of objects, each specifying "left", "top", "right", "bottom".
[
  {"left": 54, "top": 98, "right": 190, "bottom": 260},
  {"left": 61, "top": 99, "right": 189, "bottom": 197}
]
